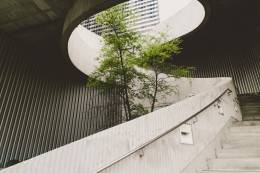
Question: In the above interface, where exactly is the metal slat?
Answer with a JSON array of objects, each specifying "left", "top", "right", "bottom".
[{"left": 0, "top": 34, "right": 122, "bottom": 166}]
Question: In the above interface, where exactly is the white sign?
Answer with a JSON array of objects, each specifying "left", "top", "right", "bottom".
[{"left": 180, "top": 124, "right": 194, "bottom": 145}]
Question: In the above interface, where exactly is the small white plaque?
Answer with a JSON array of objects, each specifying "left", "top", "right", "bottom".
[{"left": 180, "top": 124, "right": 194, "bottom": 145}]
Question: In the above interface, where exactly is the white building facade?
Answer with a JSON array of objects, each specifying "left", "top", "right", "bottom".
[{"left": 81, "top": 0, "right": 160, "bottom": 34}]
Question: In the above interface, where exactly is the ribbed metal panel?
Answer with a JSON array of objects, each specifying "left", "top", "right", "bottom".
[
  {"left": 177, "top": 41, "right": 260, "bottom": 95},
  {"left": 0, "top": 33, "right": 122, "bottom": 167}
]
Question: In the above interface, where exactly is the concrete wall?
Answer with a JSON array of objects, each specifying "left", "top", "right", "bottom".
[
  {"left": 132, "top": 77, "right": 231, "bottom": 111},
  {"left": 0, "top": 78, "right": 242, "bottom": 173}
]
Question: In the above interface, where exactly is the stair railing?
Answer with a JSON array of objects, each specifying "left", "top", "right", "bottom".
[{"left": 96, "top": 88, "right": 233, "bottom": 172}]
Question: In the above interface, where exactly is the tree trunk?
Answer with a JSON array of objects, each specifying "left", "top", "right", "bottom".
[
  {"left": 151, "top": 73, "right": 158, "bottom": 112},
  {"left": 120, "top": 91, "right": 130, "bottom": 121},
  {"left": 118, "top": 49, "right": 132, "bottom": 120},
  {"left": 112, "top": 25, "right": 132, "bottom": 120}
]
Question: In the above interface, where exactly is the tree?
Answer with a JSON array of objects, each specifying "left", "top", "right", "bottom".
[
  {"left": 87, "top": 4, "right": 193, "bottom": 120},
  {"left": 138, "top": 34, "right": 193, "bottom": 112},
  {"left": 87, "top": 4, "right": 147, "bottom": 121}
]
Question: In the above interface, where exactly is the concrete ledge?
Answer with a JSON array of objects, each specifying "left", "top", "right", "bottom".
[{"left": 0, "top": 78, "right": 242, "bottom": 173}]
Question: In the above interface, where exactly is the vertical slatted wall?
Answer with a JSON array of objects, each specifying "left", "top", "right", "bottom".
[
  {"left": 0, "top": 33, "right": 122, "bottom": 167},
  {"left": 177, "top": 41, "right": 260, "bottom": 95}
]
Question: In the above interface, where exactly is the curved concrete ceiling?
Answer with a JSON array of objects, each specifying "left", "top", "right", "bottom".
[
  {"left": 61, "top": 0, "right": 128, "bottom": 58},
  {"left": 67, "top": 0, "right": 207, "bottom": 75},
  {"left": 0, "top": 0, "right": 71, "bottom": 33}
]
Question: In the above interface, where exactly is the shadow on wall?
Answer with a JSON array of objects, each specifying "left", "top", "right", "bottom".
[
  {"left": 0, "top": 159, "right": 20, "bottom": 169},
  {"left": 175, "top": 0, "right": 260, "bottom": 95},
  {"left": 0, "top": 33, "right": 122, "bottom": 166}
]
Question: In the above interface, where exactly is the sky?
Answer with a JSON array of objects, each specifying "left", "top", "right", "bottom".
[{"left": 158, "top": 0, "right": 191, "bottom": 22}]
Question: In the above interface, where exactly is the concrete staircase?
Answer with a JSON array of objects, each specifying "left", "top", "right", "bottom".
[
  {"left": 239, "top": 95, "right": 260, "bottom": 121},
  {"left": 202, "top": 121, "right": 260, "bottom": 173}
]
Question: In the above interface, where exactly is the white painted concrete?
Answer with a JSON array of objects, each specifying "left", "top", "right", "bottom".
[
  {"left": 149, "top": 77, "right": 230, "bottom": 109},
  {"left": 68, "top": 26, "right": 102, "bottom": 75},
  {"left": 98, "top": 79, "right": 241, "bottom": 173},
  {"left": 131, "top": 77, "right": 233, "bottom": 112},
  {"left": 0, "top": 78, "right": 242, "bottom": 173},
  {"left": 150, "top": 0, "right": 205, "bottom": 40},
  {"left": 67, "top": 0, "right": 206, "bottom": 112},
  {"left": 158, "top": 0, "right": 191, "bottom": 22},
  {"left": 209, "top": 158, "right": 260, "bottom": 170},
  {"left": 68, "top": 0, "right": 205, "bottom": 76},
  {"left": 1, "top": 1, "right": 244, "bottom": 172},
  {"left": 201, "top": 121, "right": 260, "bottom": 172}
]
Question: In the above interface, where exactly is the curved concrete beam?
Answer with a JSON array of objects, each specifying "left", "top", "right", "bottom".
[
  {"left": 62, "top": 0, "right": 127, "bottom": 62},
  {"left": 149, "top": 0, "right": 205, "bottom": 40},
  {"left": 67, "top": 0, "right": 207, "bottom": 75},
  {"left": 63, "top": 0, "right": 126, "bottom": 35},
  {"left": 68, "top": 26, "right": 102, "bottom": 75}
]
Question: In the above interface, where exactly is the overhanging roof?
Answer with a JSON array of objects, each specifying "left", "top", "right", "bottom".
[{"left": 0, "top": 0, "right": 72, "bottom": 33}]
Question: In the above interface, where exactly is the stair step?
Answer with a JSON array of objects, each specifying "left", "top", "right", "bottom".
[
  {"left": 202, "top": 120, "right": 260, "bottom": 172},
  {"left": 222, "top": 138, "right": 260, "bottom": 149},
  {"left": 230, "top": 126, "right": 260, "bottom": 133},
  {"left": 208, "top": 158, "right": 260, "bottom": 169},
  {"left": 232, "top": 121, "right": 260, "bottom": 126},
  {"left": 201, "top": 170, "right": 260, "bottom": 173},
  {"left": 218, "top": 148, "right": 260, "bottom": 158},
  {"left": 243, "top": 117, "right": 260, "bottom": 121},
  {"left": 241, "top": 105, "right": 260, "bottom": 107},
  {"left": 227, "top": 132, "right": 260, "bottom": 138},
  {"left": 241, "top": 109, "right": 260, "bottom": 113}
]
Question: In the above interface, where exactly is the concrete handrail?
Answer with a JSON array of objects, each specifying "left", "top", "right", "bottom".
[
  {"left": 96, "top": 87, "right": 233, "bottom": 172},
  {"left": 0, "top": 77, "right": 242, "bottom": 173}
]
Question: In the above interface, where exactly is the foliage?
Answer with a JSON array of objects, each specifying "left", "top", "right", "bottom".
[
  {"left": 87, "top": 4, "right": 146, "bottom": 121},
  {"left": 87, "top": 4, "right": 193, "bottom": 120},
  {"left": 137, "top": 34, "right": 193, "bottom": 112}
]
